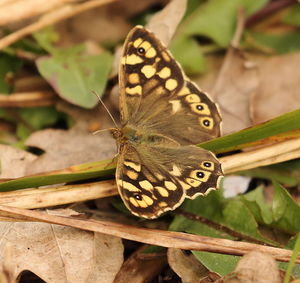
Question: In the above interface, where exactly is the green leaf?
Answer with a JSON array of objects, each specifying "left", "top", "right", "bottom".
[
  {"left": 247, "top": 31, "right": 300, "bottom": 54},
  {"left": 180, "top": 189, "right": 276, "bottom": 245},
  {"left": 0, "top": 53, "right": 22, "bottom": 93},
  {"left": 241, "top": 186, "right": 273, "bottom": 225},
  {"left": 36, "top": 51, "right": 113, "bottom": 108},
  {"left": 199, "top": 108, "right": 300, "bottom": 153},
  {"left": 272, "top": 182, "right": 300, "bottom": 234},
  {"left": 170, "top": 36, "right": 206, "bottom": 75},
  {"left": 170, "top": 216, "right": 239, "bottom": 276},
  {"left": 33, "top": 27, "right": 60, "bottom": 54},
  {"left": 171, "top": 0, "right": 268, "bottom": 74},
  {"left": 283, "top": 4, "right": 300, "bottom": 27}
]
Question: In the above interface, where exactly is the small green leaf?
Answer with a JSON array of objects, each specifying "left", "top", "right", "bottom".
[
  {"left": 241, "top": 186, "right": 273, "bottom": 225},
  {"left": 170, "top": 216, "right": 239, "bottom": 276},
  {"left": 36, "top": 51, "right": 113, "bottom": 108},
  {"left": 272, "top": 182, "right": 300, "bottom": 234},
  {"left": 247, "top": 31, "right": 300, "bottom": 54},
  {"left": 283, "top": 4, "right": 300, "bottom": 27},
  {"left": 171, "top": 0, "right": 268, "bottom": 74}
]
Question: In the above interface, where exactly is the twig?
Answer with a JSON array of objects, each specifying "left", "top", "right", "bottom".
[
  {"left": 0, "top": 91, "right": 56, "bottom": 107},
  {"left": 0, "top": 205, "right": 297, "bottom": 263},
  {"left": 221, "top": 137, "right": 300, "bottom": 174},
  {"left": 0, "top": 180, "right": 116, "bottom": 209},
  {"left": 0, "top": 0, "right": 117, "bottom": 50}
]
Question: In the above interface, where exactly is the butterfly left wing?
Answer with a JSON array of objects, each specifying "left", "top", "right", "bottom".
[{"left": 116, "top": 143, "right": 223, "bottom": 219}]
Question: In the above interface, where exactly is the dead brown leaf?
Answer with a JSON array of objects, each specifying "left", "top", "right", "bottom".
[
  {"left": 0, "top": 145, "right": 37, "bottom": 178},
  {"left": 25, "top": 128, "right": 116, "bottom": 174},
  {"left": 0, "top": 217, "right": 123, "bottom": 283},
  {"left": 223, "top": 251, "right": 280, "bottom": 283},
  {"left": 250, "top": 52, "right": 300, "bottom": 124},
  {"left": 114, "top": 245, "right": 167, "bottom": 283},
  {"left": 168, "top": 248, "right": 221, "bottom": 283},
  {"left": 146, "top": 0, "right": 187, "bottom": 46},
  {"left": 212, "top": 50, "right": 259, "bottom": 135}
]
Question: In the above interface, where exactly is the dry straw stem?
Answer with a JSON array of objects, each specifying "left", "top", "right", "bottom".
[
  {"left": 0, "top": 204, "right": 298, "bottom": 263},
  {"left": 0, "top": 180, "right": 116, "bottom": 211},
  {"left": 0, "top": 0, "right": 75, "bottom": 26},
  {"left": 0, "top": 0, "right": 117, "bottom": 51},
  {"left": 221, "top": 137, "right": 300, "bottom": 174},
  {"left": 0, "top": 91, "right": 56, "bottom": 107},
  {"left": 0, "top": 137, "right": 299, "bottom": 210}
]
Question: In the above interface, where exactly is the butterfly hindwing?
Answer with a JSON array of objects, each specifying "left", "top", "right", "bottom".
[
  {"left": 116, "top": 144, "right": 185, "bottom": 219},
  {"left": 116, "top": 143, "right": 222, "bottom": 218}
]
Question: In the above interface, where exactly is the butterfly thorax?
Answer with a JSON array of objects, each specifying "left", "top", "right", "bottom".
[{"left": 111, "top": 125, "right": 179, "bottom": 148}]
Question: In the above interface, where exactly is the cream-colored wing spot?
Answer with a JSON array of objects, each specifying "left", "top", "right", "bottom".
[
  {"left": 165, "top": 79, "right": 178, "bottom": 91},
  {"left": 133, "top": 38, "right": 143, "bottom": 48},
  {"left": 185, "top": 178, "right": 201, "bottom": 187},
  {"left": 177, "top": 86, "right": 190, "bottom": 96},
  {"left": 124, "top": 161, "right": 141, "bottom": 172},
  {"left": 126, "top": 86, "right": 142, "bottom": 96},
  {"left": 155, "top": 186, "right": 169, "bottom": 197},
  {"left": 145, "top": 47, "right": 157, "bottom": 58},
  {"left": 178, "top": 180, "right": 191, "bottom": 191},
  {"left": 190, "top": 103, "right": 211, "bottom": 115},
  {"left": 161, "top": 51, "right": 171, "bottom": 62},
  {"left": 124, "top": 54, "right": 144, "bottom": 65},
  {"left": 169, "top": 100, "right": 181, "bottom": 114},
  {"left": 140, "top": 41, "right": 151, "bottom": 50},
  {"left": 141, "top": 65, "right": 156, "bottom": 78},
  {"left": 157, "top": 67, "right": 171, "bottom": 79},
  {"left": 139, "top": 180, "right": 153, "bottom": 191},
  {"left": 200, "top": 161, "right": 215, "bottom": 171},
  {"left": 199, "top": 117, "right": 214, "bottom": 129},
  {"left": 164, "top": 181, "right": 177, "bottom": 191},
  {"left": 185, "top": 94, "right": 201, "bottom": 103},
  {"left": 126, "top": 170, "right": 138, "bottom": 180},
  {"left": 128, "top": 73, "right": 140, "bottom": 84},
  {"left": 120, "top": 181, "right": 141, "bottom": 192},
  {"left": 190, "top": 170, "right": 211, "bottom": 182},
  {"left": 159, "top": 201, "right": 168, "bottom": 207},
  {"left": 170, "top": 164, "right": 182, "bottom": 176},
  {"left": 129, "top": 197, "right": 139, "bottom": 207}
]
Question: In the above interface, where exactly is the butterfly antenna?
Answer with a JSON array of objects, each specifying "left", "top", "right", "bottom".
[{"left": 92, "top": 90, "right": 118, "bottom": 128}]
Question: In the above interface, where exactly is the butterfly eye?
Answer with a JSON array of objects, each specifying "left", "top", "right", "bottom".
[{"left": 137, "top": 47, "right": 145, "bottom": 55}]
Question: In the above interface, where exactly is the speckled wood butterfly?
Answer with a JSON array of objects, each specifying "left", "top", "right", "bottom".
[{"left": 111, "top": 26, "right": 223, "bottom": 219}]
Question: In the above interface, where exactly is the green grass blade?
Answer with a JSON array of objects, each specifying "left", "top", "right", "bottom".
[{"left": 199, "top": 108, "right": 300, "bottom": 153}]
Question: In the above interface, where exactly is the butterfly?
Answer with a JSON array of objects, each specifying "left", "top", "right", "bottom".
[{"left": 111, "top": 26, "right": 223, "bottom": 219}]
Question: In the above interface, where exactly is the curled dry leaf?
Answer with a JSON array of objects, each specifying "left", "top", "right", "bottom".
[
  {"left": 213, "top": 50, "right": 259, "bottom": 135},
  {"left": 250, "top": 52, "right": 300, "bottom": 124},
  {"left": 168, "top": 248, "right": 221, "bottom": 283},
  {"left": 223, "top": 251, "right": 280, "bottom": 283},
  {"left": 25, "top": 128, "right": 116, "bottom": 174},
  {"left": 0, "top": 145, "right": 37, "bottom": 178},
  {"left": 114, "top": 245, "right": 167, "bottom": 283},
  {"left": 146, "top": 0, "right": 187, "bottom": 46},
  {"left": 0, "top": 217, "right": 124, "bottom": 283}
]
